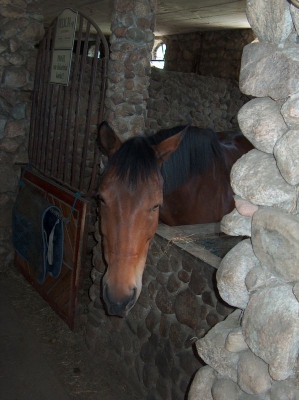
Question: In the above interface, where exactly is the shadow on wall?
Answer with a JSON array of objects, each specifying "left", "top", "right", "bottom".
[{"left": 159, "top": 29, "right": 256, "bottom": 80}]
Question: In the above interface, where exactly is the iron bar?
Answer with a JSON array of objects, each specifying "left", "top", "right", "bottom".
[
  {"left": 31, "top": 37, "right": 46, "bottom": 166},
  {"left": 40, "top": 25, "right": 54, "bottom": 172},
  {"left": 36, "top": 32, "right": 52, "bottom": 169},
  {"left": 79, "top": 32, "right": 100, "bottom": 191},
  {"left": 71, "top": 19, "right": 90, "bottom": 189},
  {"left": 28, "top": 11, "right": 109, "bottom": 196},
  {"left": 63, "top": 16, "right": 83, "bottom": 185}
]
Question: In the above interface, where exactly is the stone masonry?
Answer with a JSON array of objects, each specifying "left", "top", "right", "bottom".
[
  {"left": 189, "top": 1, "right": 299, "bottom": 399},
  {"left": 146, "top": 67, "right": 250, "bottom": 135},
  {"left": 0, "top": 0, "right": 44, "bottom": 271},
  {"left": 161, "top": 29, "right": 256, "bottom": 82},
  {"left": 104, "top": 0, "right": 157, "bottom": 139}
]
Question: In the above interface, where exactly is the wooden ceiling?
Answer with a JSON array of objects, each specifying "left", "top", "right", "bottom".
[{"left": 40, "top": 0, "right": 250, "bottom": 37}]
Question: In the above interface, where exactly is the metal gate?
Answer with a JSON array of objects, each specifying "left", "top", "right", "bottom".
[
  {"left": 28, "top": 9, "right": 109, "bottom": 196},
  {"left": 15, "top": 9, "right": 109, "bottom": 330}
]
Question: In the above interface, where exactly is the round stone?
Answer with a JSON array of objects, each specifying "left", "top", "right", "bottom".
[{"left": 174, "top": 288, "right": 199, "bottom": 329}]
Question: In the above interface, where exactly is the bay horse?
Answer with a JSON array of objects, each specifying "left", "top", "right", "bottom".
[{"left": 97, "top": 122, "right": 253, "bottom": 317}]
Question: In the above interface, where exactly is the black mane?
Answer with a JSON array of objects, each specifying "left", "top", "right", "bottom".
[
  {"left": 107, "top": 125, "right": 225, "bottom": 193},
  {"left": 148, "top": 125, "right": 225, "bottom": 194},
  {"left": 107, "top": 136, "right": 161, "bottom": 188}
]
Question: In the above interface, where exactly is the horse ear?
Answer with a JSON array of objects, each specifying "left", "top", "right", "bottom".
[
  {"left": 97, "top": 121, "right": 122, "bottom": 157},
  {"left": 152, "top": 125, "right": 189, "bottom": 164}
]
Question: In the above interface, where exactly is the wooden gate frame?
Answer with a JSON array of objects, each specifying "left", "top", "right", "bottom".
[{"left": 15, "top": 10, "right": 109, "bottom": 330}]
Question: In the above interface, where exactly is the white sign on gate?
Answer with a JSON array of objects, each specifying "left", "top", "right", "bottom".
[
  {"left": 50, "top": 49, "right": 73, "bottom": 85},
  {"left": 50, "top": 8, "right": 77, "bottom": 85},
  {"left": 54, "top": 8, "right": 77, "bottom": 50}
]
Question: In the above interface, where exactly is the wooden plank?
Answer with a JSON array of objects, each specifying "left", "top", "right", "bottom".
[{"left": 14, "top": 169, "right": 91, "bottom": 330}]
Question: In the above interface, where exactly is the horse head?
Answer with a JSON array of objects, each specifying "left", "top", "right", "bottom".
[{"left": 97, "top": 122, "right": 186, "bottom": 317}]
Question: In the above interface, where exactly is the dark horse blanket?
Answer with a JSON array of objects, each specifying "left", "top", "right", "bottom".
[{"left": 12, "top": 184, "right": 64, "bottom": 284}]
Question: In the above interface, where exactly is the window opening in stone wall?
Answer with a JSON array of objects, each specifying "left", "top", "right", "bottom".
[
  {"left": 88, "top": 44, "right": 101, "bottom": 58},
  {"left": 151, "top": 42, "right": 166, "bottom": 69}
]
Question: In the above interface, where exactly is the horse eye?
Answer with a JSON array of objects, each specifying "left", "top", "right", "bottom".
[
  {"left": 152, "top": 204, "right": 160, "bottom": 211},
  {"left": 98, "top": 195, "right": 106, "bottom": 205}
]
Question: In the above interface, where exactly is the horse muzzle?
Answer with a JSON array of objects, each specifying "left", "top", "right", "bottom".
[{"left": 103, "top": 283, "right": 137, "bottom": 317}]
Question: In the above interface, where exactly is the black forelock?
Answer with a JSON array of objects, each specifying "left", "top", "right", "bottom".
[
  {"left": 107, "top": 136, "right": 161, "bottom": 188},
  {"left": 104, "top": 125, "right": 225, "bottom": 194}
]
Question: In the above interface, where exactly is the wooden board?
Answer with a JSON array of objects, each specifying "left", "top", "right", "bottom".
[{"left": 14, "top": 169, "right": 91, "bottom": 331}]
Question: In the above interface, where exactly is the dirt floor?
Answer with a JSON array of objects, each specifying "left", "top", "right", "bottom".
[{"left": 0, "top": 262, "right": 141, "bottom": 400}]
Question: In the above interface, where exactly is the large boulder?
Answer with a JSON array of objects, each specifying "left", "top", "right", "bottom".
[
  {"left": 274, "top": 130, "right": 299, "bottom": 186},
  {"left": 281, "top": 92, "right": 299, "bottom": 129},
  {"left": 251, "top": 208, "right": 299, "bottom": 282},
  {"left": 221, "top": 209, "right": 252, "bottom": 237},
  {"left": 239, "top": 42, "right": 299, "bottom": 99},
  {"left": 195, "top": 311, "right": 242, "bottom": 382},
  {"left": 188, "top": 366, "right": 217, "bottom": 400},
  {"left": 217, "top": 239, "right": 259, "bottom": 309},
  {"left": 237, "top": 351, "right": 272, "bottom": 395},
  {"left": 290, "top": 2, "right": 299, "bottom": 36},
  {"left": 237, "top": 97, "right": 288, "bottom": 153},
  {"left": 231, "top": 150, "right": 297, "bottom": 212},
  {"left": 242, "top": 283, "right": 299, "bottom": 381},
  {"left": 245, "top": 0, "right": 294, "bottom": 44},
  {"left": 211, "top": 378, "right": 241, "bottom": 400}
]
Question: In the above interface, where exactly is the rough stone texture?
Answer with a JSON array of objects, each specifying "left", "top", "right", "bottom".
[
  {"left": 188, "top": 366, "right": 217, "bottom": 400},
  {"left": 217, "top": 239, "right": 259, "bottom": 309},
  {"left": 281, "top": 92, "right": 299, "bottom": 129},
  {"left": 237, "top": 351, "right": 272, "bottom": 395},
  {"left": 211, "top": 378, "right": 241, "bottom": 400},
  {"left": 225, "top": 328, "right": 248, "bottom": 353},
  {"left": 242, "top": 283, "right": 299, "bottom": 381},
  {"left": 221, "top": 209, "right": 252, "bottom": 237},
  {"left": 162, "top": 29, "right": 255, "bottom": 82},
  {"left": 174, "top": 289, "right": 199, "bottom": 329},
  {"left": 274, "top": 129, "right": 299, "bottom": 185},
  {"left": 252, "top": 208, "right": 299, "bottom": 283},
  {"left": 237, "top": 97, "right": 288, "bottom": 153},
  {"left": 231, "top": 149, "right": 297, "bottom": 211},
  {"left": 190, "top": 1, "right": 299, "bottom": 399},
  {"left": 234, "top": 195, "right": 258, "bottom": 217},
  {"left": 239, "top": 42, "right": 299, "bottom": 99},
  {"left": 88, "top": 224, "right": 235, "bottom": 400},
  {"left": 291, "top": 3, "right": 299, "bottom": 36},
  {"left": 245, "top": 265, "right": 278, "bottom": 293},
  {"left": 104, "top": 0, "right": 157, "bottom": 138},
  {"left": 270, "top": 379, "right": 299, "bottom": 400},
  {"left": 0, "top": 0, "right": 44, "bottom": 268},
  {"left": 293, "top": 282, "right": 299, "bottom": 302},
  {"left": 245, "top": 0, "right": 294, "bottom": 44},
  {"left": 146, "top": 67, "right": 250, "bottom": 135},
  {"left": 195, "top": 310, "right": 242, "bottom": 382},
  {"left": 0, "top": 163, "right": 18, "bottom": 192}
]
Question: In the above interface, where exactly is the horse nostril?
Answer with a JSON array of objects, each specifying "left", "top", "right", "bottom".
[
  {"left": 103, "top": 284, "right": 137, "bottom": 317},
  {"left": 125, "top": 286, "right": 137, "bottom": 310},
  {"left": 103, "top": 283, "right": 111, "bottom": 304}
]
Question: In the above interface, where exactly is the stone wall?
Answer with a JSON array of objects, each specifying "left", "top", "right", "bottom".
[
  {"left": 104, "top": 0, "right": 157, "bottom": 139},
  {"left": 86, "top": 223, "right": 238, "bottom": 400},
  {"left": 0, "top": 1, "right": 44, "bottom": 269},
  {"left": 160, "top": 29, "right": 256, "bottom": 82},
  {"left": 146, "top": 67, "right": 250, "bottom": 135},
  {"left": 189, "top": 1, "right": 299, "bottom": 399}
]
